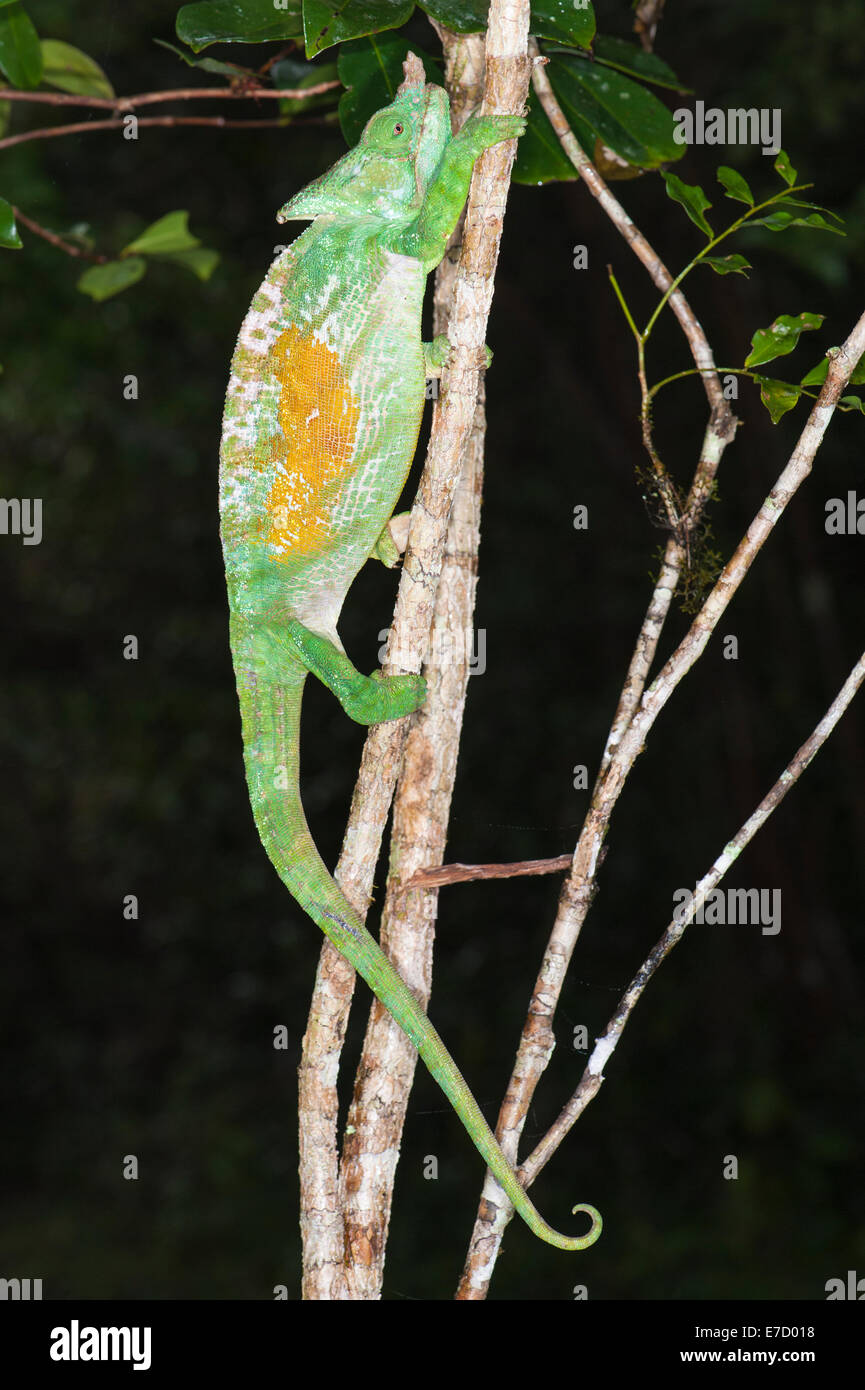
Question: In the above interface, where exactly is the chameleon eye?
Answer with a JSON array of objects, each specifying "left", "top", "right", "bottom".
[{"left": 393, "top": 122, "right": 404, "bottom": 136}]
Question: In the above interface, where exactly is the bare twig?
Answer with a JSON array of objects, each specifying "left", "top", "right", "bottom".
[
  {"left": 0, "top": 81, "right": 339, "bottom": 109},
  {"left": 408, "top": 854, "right": 572, "bottom": 889},
  {"left": 0, "top": 113, "right": 317, "bottom": 152},
  {"left": 11, "top": 206, "right": 106, "bottom": 261},
  {"left": 520, "top": 646, "right": 865, "bottom": 1182},
  {"left": 634, "top": 0, "right": 667, "bottom": 52}
]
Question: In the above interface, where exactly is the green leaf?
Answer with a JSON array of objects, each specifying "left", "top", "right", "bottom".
[
  {"left": 751, "top": 210, "right": 795, "bottom": 231},
  {"left": 0, "top": 3, "right": 43, "bottom": 88},
  {"left": 530, "top": 0, "right": 595, "bottom": 48},
  {"left": 0, "top": 193, "right": 22, "bottom": 248},
  {"left": 545, "top": 52, "right": 682, "bottom": 173},
  {"left": 840, "top": 395, "right": 865, "bottom": 414},
  {"left": 338, "top": 34, "right": 441, "bottom": 144},
  {"left": 771, "top": 196, "right": 842, "bottom": 220},
  {"left": 751, "top": 208, "right": 844, "bottom": 235},
  {"left": 800, "top": 356, "right": 865, "bottom": 387},
  {"left": 163, "top": 246, "right": 220, "bottom": 280},
  {"left": 662, "top": 171, "right": 713, "bottom": 237},
  {"left": 753, "top": 375, "right": 801, "bottom": 425},
  {"left": 153, "top": 37, "right": 251, "bottom": 78},
  {"left": 40, "top": 39, "right": 114, "bottom": 98},
  {"left": 592, "top": 34, "right": 685, "bottom": 91},
  {"left": 774, "top": 148, "right": 796, "bottom": 186},
  {"left": 792, "top": 213, "right": 844, "bottom": 234},
  {"left": 417, "top": 0, "right": 490, "bottom": 34},
  {"left": 304, "top": 0, "right": 413, "bottom": 59},
  {"left": 78, "top": 258, "right": 147, "bottom": 301},
  {"left": 800, "top": 358, "right": 828, "bottom": 387},
  {"left": 745, "top": 312, "right": 824, "bottom": 369},
  {"left": 176, "top": 0, "right": 303, "bottom": 51},
  {"left": 122, "top": 210, "right": 200, "bottom": 256},
  {"left": 0, "top": 97, "right": 9, "bottom": 137},
  {"left": 700, "top": 253, "right": 750, "bottom": 277},
  {"left": 717, "top": 165, "right": 753, "bottom": 206}
]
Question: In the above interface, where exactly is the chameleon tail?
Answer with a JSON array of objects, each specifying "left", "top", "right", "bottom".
[{"left": 234, "top": 643, "right": 601, "bottom": 1253}]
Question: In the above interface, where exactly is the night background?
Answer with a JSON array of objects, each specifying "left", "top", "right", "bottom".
[{"left": 1, "top": 0, "right": 863, "bottom": 1301}]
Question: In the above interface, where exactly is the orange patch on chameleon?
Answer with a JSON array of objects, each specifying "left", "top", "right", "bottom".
[{"left": 263, "top": 323, "right": 360, "bottom": 560}]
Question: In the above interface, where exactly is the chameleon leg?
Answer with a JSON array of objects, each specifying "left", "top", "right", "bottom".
[{"left": 284, "top": 619, "right": 426, "bottom": 725}]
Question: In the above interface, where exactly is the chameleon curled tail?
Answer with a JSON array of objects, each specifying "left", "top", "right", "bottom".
[{"left": 234, "top": 624, "right": 601, "bottom": 1252}]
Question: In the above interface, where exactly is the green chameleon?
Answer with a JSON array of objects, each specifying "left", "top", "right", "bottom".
[{"left": 219, "top": 54, "right": 601, "bottom": 1253}]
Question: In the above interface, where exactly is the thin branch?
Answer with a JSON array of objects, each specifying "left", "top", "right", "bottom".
[
  {"left": 408, "top": 854, "right": 572, "bottom": 889},
  {"left": 11, "top": 206, "right": 106, "bottom": 261},
  {"left": 634, "top": 0, "right": 667, "bottom": 51},
  {"left": 527, "top": 40, "right": 738, "bottom": 773},
  {"left": 520, "top": 646, "right": 865, "bottom": 1183},
  {"left": 529, "top": 44, "right": 728, "bottom": 420},
  {"left": 0, "top": 81, "right": 339, "bottom": 109},
  {"left": 0, "top": 113, "right": 316, "bottom": 152}
]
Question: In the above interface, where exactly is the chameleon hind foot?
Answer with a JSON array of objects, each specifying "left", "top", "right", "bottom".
[
  {"left": 285, "top": 619, "right": 426, "bottom": 725},
  {"left": 346, "top": 669, "right": 426, "bottom": 724}
]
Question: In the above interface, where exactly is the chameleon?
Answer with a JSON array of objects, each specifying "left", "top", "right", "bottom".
[{"left": 218, "top": 53, "right": 601, "bottom": 1253}]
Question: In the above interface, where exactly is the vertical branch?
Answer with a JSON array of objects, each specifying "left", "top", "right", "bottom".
[
  {"left": 299, "top": 0, "right": 533, "bottom": 1295},
  {"left": 338, "top": 33, "right": 489, "bottom": 1297}
]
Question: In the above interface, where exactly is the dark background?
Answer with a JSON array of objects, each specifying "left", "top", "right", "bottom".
[{"left": 1, "top": 0, "right": 863, "bottom": 1300}]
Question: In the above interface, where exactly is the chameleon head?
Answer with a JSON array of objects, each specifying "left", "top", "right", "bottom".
[{"left": 276, "top": 53, "right": 451, "bottom": 225}]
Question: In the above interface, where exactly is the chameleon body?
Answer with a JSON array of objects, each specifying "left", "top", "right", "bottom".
[{"left": 219, "top": 57, "right": 601, "bottom": 1252}]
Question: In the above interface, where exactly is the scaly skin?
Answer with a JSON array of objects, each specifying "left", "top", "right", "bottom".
[{"left": 219, "top": 55, "right": 601, "bottom": 1252}]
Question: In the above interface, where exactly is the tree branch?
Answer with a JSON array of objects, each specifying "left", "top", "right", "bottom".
[
  {"left": 520, "top": 645, "right": 865, "bottom": 1182},
  {"left": 10, "top": 206, "right": 106, "bottom": 260},
  {"left": 0, "top": 81, "right": 339, "bottom": 108},
  {"left": 337, "top": 28, "right": 524, "bottom": 1296},
  {"left": 408, "top": 853, "right": 572, "bottom": 889},
  {"left": 456, "top": 305, "right": 865, "bottom": 1291},
  {"left": 0, "top": 113, "right": 321, "bottom": 153}
]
